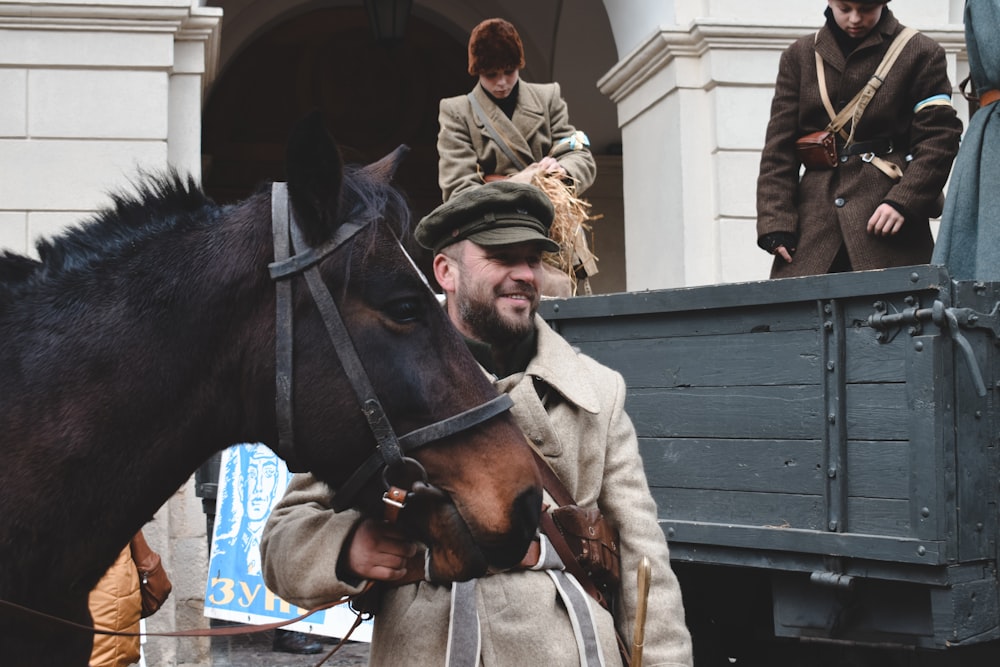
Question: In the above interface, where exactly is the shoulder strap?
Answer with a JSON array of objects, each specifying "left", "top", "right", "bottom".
[
  {"left": 817, "top": 27, "right": 918, "bottom": 139},
  {"left": 816, "top": 27, "right": 917, "bottom": 181},
  {"left": 467, "top": 91, "right": 529, "bottom": 171}
]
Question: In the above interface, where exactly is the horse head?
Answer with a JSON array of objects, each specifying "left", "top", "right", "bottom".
[{"left": 269, "top": 112, "right": 542, "bottom": 580}]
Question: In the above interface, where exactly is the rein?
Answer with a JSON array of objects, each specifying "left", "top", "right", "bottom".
[
  {"left": 0, "top": 589, "right": 368, "bottom": 667},
  {"left": 267, "top": 182, "right": 514, "bottom": 517}
]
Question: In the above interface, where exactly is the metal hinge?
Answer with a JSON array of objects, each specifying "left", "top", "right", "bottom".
[{"left": 868, "top": 299, "right": 1000, "bottom": 397}]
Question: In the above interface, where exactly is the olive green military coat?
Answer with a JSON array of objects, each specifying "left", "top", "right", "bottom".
[
  {"left": 756, "top": 10, "right": 962, "bottom": 278},
  {"left": 261, "top": 316, "right": 693, "bottom": 667},
  {"left": 437, "top": 81, "right": 597, "bottom": 202}
]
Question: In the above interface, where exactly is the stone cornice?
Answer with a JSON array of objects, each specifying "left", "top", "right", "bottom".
[
  {"left": 0, "top": 2, "right": 221, "bottom": 95},
  {"left": 598, "top": 19, "right": 966, "bottom": 105}
]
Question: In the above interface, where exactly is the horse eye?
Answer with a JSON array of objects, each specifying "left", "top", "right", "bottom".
[{"left": 384, "top": 298, "right": 423, "bottom": 323}]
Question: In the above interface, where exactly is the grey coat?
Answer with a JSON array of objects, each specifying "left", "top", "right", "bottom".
[
  {"left": 931, "top": 0, "right": 1000, "bottom": 280},
  {"left": 437, "top": 81, "right": 597, "bottom": 202},
  {"left": 757, "top": 9, "right": 962, "bottom": 278},
  {"left": 260, "top": 315, "right": 692, "bottom": 667}
]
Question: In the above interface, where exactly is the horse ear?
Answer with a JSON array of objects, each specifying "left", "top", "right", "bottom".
[
  {"left": 285, "top": 111, "right": 344, "bottom": 245},
  {"left": 360, "top": 144, "right": 410, "bottom": 183}
]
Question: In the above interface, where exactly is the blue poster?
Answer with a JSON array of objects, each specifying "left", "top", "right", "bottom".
[{"left": 204, "top": 443, "right": 372, "bottom": 640}]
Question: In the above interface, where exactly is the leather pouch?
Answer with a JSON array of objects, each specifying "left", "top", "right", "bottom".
[
  {"left": 795, "top": 130, "right": 838, "bottom": 169},
  {"left": 131, "top": 531, "right": 172, "bottom": 618},
  {"left": 550, "top": 504, "right": 621, "bottom": 594}
]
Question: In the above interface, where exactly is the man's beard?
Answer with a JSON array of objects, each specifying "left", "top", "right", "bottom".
[{"left": 457, "top": 283, "right": 536, "bottom": 347}]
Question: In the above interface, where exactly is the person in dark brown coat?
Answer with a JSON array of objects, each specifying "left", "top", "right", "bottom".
[{"left": 756, "top": 0, "right": 962, "bottom": 278}]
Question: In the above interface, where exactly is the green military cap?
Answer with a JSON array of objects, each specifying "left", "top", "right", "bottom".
[{"left": 416, "top": 181, "right": 559, "bottom": 254}]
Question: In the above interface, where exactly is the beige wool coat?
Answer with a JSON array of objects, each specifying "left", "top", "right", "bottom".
[
  {"left": 437, "top": 81, "right": 597, "bottom": 202},
  {"left": 756, "top": 9, "right": 962, "bottom": 278},
  {"left": 261, "top": 315, "right": 693, "bottom": 667}
]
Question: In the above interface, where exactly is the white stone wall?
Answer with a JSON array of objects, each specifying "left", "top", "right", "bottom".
[
  {"left": 0, "top": 0, "right": 220, "bottom": 257},
  {"left": 600, "top": 0, "right": 969, "bottom": 289},
  {"left": 0, "top": 3, "right": 221, "bottom": 665}
]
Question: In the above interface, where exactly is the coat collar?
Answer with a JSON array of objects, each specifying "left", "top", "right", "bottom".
[
  {"left": 470, "top": 82, "right": 546, "bottom": 166},
  {"left": 520, "top": 314, "right": 601, "bottom": 415},
  {"left": 815, "top": 8, "right": 900, "bottom": 73}
]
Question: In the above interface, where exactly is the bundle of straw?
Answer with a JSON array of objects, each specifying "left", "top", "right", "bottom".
[{"left": 530, "top": 172, "right": 600, "bottom": 293}]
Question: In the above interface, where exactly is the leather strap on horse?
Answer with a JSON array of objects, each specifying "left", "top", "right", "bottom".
[
  {"left": 815, "top": 27, "right": 917, "bottom": 181},
  {"left": 0, "top": 594, "right": 365, "bottom": 667},
  {"left": 0, "top": 591, "right": 355, "bottom": 639},
  {"left": 268, "top": 181, "right": 517, "bottom": 513}
]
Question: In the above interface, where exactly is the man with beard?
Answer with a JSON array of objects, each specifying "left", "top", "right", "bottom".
[{"left": 259, "top": 181, "right": 693, "bottom": 666}]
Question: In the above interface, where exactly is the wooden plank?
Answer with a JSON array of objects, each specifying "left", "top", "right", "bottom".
[
  {"left": 576, "top": 330, "right": 821, "bottom": 388},
  {"left": 843, "top": 323, "right": 908, "bottom": 383},
  {"left": 640, "top": 438, "right": 825, "bottom": 494},
  {"left": 845, "top": 382, "right": 909, "bottom": 440},
  {"left": 846, "top": 497, "right": 912, "bottom": 536},
  {"left": 539, "top": 265, "right": 951, "bottom": 321},
  {"left": 652, "top": 487, "right": 825, "bottom": 530},
  {"left": 626, "top": 385, "right": 823, "bottom": 439},
  {"left": 845, "top": 441, "right": 911, "bottom": 499},
  {"left": 553, "top": 301, "right": 818, "bottom": 344},
  {"left": 661, "top": 521, "right": 947, "bottom": 565}
]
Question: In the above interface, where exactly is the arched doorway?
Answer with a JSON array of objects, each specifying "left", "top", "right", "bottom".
[
  {"left": 201, "top": 2, "right": 625, "bottom": 292},
  {"left": 202, "top": 5, "right": 466, "bottom": 226}
]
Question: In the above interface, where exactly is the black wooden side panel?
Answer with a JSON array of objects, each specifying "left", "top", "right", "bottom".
[{"left": 540, "top": 268, "right": 972, "bottom": 568}]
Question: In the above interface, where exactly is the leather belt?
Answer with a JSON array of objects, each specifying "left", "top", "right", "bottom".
[
  {"left": 841, "top": 137, "right": 893, "bottom": 156},
  {"left": 980, "top": 88, "right": 1000, "bottom": 108}
]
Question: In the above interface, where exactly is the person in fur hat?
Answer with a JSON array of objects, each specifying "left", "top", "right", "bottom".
[
  {"left": 756, "top": 0, "right": 961, "bottom": 277},
  {"left": 436, "top": 17, "right": 597, "bottom": 203},
  {"left": 437, "top": 18, "right": 600, "bottom": 297}
]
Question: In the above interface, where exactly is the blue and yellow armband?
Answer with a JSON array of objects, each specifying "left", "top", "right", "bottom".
[{"left": 914, "top": 94, "right": 953, "bottom": 113}]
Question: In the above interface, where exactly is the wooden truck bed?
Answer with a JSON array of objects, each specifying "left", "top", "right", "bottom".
[{"left": 539, "top": 265, "right": 1000, "bottom": 652}]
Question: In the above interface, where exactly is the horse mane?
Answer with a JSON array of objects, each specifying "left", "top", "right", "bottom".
[
  {"left": 338, "top": 162, "right": 412, "bottom": 240},
  {"left": 35, "top": 171, "right": 215, "bottom": 272},
  {"left": 0, "top": 161, "right": 411, "bottom": 307}
]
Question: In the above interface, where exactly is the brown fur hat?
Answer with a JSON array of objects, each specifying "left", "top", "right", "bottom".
[{"left": 468, "top": 18, "right": 525, "bottom": 76}]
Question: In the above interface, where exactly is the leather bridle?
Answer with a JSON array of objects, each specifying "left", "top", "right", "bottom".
[{"left": 267, "top": 182, "right": 514, "bottom": 520}]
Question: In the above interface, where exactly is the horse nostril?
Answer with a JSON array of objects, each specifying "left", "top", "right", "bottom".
[
  {"left": 475, "top": 487, "right": 542, "bottom": 571},
  {"left": 515, "top": 486, "right": 543, "bottom": 541}
]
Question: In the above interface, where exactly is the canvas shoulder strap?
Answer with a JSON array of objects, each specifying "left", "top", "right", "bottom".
[
  {"left": 467, "top": 91, "right": 529, "bottom": 171},
  {"left": 815, "top": 27, "right": 918, "bottom": 180}
]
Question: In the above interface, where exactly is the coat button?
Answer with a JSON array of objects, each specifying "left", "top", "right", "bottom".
[
  {"left": 834, "top": 197, "right": 846, "bottom": 207},
  {"left": 840, "top": 155, "right": 849, "bottom": 163}
]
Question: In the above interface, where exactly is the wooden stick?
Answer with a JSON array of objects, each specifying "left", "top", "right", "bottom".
[{"left": 632, "top": 556, "right": 652, "bottom": 667}]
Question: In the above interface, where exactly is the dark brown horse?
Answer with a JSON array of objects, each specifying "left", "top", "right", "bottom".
[{"left": 0, "top": 113, "right": 541, "bottom": 665}]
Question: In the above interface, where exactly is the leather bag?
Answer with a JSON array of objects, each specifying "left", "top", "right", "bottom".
[
  {"left": 795, "top": 130, "right": 838, "bottom": 170},
  {"left": 550, "top": 504, "right": 621, "bottom": 595},
  {"left": 130, "top": 530, "right": 172, "bottom": 618}
]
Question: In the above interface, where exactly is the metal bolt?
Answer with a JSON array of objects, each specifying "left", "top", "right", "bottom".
[
  {"left": 920, "top": 507, "right": 930, "bottom": 517},
  {"left": 824, "top": 304, "right": 833, "bottom": 314},
  {"left": 828, "top": 414, "right": 836, "bottom": 424},
  {"left": 904, "top": 296, "right": 915, "bottom": 306},
  {"left": 827, "top": 361, "right": 835, "bottom": 371},
  {"left": 917, "top": 546, "right": 926, "bottom": 556},
  {"left": 827, "top": 467, "right": 837, "bottom": 478},
  {"left": 824, "top": 321, "right": 833, "bottom": 331},
  {"left": 828, "top": 521, "right": 838, "bottom": 531},
  {"left": 914, "top": 341, "right": 924, "bottom": 351}
]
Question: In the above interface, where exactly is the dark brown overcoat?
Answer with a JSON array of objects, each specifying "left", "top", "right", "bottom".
[{"left": 756, "top": 9, "right": 962, "bottom": 278}]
